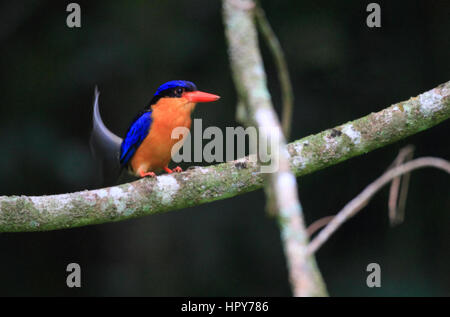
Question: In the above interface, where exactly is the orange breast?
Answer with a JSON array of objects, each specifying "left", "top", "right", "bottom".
[{"left": 130, "top": 99, "right": 194, "bottom": 175}]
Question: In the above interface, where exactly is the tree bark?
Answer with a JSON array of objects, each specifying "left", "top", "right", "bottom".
[{"left": 0, "top": 80, "right": 448, "bottom": 233}]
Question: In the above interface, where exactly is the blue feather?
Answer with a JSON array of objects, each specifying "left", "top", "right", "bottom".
[
  {"left": 120, "top": 111, "right": 152, "bottom": 167},
  {"left": 154, "top": 80, "right": 197, "bottom": 96}
]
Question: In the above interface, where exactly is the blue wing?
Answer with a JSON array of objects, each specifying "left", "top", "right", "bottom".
[{"left": 120, "top": 111, "right": 152, "bottom": 167}]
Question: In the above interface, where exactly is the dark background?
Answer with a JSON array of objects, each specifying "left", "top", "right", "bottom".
[{"left": 0, "top": 0, "right": 449, "bottom": 296}]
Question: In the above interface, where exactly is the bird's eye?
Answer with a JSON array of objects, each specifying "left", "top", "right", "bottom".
[{"left": 176, "top": 87, "right": 184, "bottom": 96}]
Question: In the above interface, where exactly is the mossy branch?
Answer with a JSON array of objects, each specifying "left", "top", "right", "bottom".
[{"left": 0, "top": 80, "right": 448, "bottom": 233}]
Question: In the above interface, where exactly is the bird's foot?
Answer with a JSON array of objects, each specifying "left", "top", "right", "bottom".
[
  {"left": 173, "top": 166, "right": 183, "bottom": 173},
  {"left": 139, "top": 171, "right": 157, "bottom": 178},
  {"left": 164, "top": 166, "right": 183, "bottom": 174},
  {"left": 163, "top": 167, "right": 173, "bottom": 174}
]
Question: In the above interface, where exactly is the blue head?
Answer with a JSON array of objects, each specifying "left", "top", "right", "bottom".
[
  {"left": 155, "top": 80, "right": 197, "bottom": 96},
  {"left": 147, "top": 80, "right": 197, "bottom": 108}
]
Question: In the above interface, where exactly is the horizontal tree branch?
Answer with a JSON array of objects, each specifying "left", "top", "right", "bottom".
[{"left": 0, "top": 81, "right": 449, "bottom": 232}]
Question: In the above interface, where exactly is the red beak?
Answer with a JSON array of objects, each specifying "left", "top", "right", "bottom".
[{"left": 183, "top": 91, "right": 220, "bottom": 103}]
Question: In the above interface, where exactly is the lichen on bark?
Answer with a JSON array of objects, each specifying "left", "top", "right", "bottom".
[{"left": 0, "top": 81, "right": 449, "bottom": 233}]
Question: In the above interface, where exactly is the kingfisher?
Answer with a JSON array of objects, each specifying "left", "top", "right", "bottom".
[{"left": 90, "top": 80, "right": 220, "bottom": 184}]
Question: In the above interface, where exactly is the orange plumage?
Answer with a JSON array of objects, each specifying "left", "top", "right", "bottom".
[{"left": 130, "top": 97, "right": 195, "bottom": 176}]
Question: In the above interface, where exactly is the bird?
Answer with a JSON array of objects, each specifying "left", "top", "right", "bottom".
[{"left": 90, "top": 80, "right": 220, "bottom": 184}]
